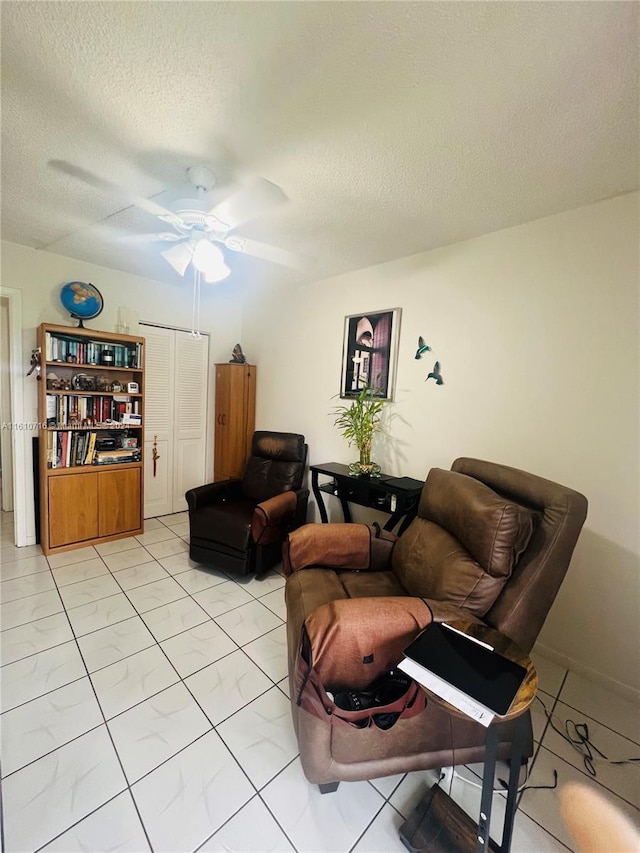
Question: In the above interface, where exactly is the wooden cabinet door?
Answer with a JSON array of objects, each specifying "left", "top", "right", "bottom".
[
  {"left": 48, "top": 473, "right": 99, "bottom": 548},
  {"left": 98, "top": 468, "right": 142, "bottom": 537},
  {"left": 214, "top": 364, "right": 257, "bottom": 481}
]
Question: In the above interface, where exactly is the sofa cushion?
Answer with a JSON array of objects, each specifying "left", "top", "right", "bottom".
[
  {"left": 189, "top": 500, "right": 254, "bottom": 551},
  {"left": 418, "top": 468, "right": 534, "bottom": 577},
  {"left": 392, "top": 518, "right": 509, "bottom": 616}
]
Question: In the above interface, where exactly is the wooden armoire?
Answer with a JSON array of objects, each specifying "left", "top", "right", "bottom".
[{"left": 213, "top": 363, "right": 256, "bottom": 481}]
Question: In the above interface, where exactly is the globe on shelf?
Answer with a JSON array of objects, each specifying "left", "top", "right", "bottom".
[{"left": 60, "top": 282, "right": 104, "bottom": 327}]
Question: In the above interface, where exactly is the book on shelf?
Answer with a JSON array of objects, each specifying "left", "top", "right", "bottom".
[{"left": 44, "top": 331, "right": 143, "bottom": 368}]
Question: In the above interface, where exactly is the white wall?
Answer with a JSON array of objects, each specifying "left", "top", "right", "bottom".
[
  {"left": 243, "top": 193, "right": 640, "bottom": 696},
  {"left": 1, "top": 241, "right": 243, "bottom": 544}
]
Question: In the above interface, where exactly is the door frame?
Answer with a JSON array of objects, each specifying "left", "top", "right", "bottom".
[{"left": 0, "top": 286, "right": 29, "bottom": 545}]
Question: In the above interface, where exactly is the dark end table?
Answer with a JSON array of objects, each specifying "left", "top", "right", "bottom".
[{"left": 310, "top": 462, "right": 424, "bottom": 534}]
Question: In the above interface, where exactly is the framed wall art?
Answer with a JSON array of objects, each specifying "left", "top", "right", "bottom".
[{"left": 340, "top": 307, "right": 402, "bottom": 400}]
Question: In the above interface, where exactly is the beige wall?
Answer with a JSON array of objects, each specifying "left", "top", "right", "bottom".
[
  {"left": 1, "top": 241, "right": 243, "bottom": 543},
  {"left": 243, "top": 193, "right": 640, "bottom": 695}
]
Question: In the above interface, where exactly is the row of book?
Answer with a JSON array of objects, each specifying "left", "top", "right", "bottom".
[
  {"left": 45, "top": 333, "right": 143, "bottom": 369},
  {"left": 46, "top": 394, "right": 141, "bottom": 427},
  {"left": 46, "top": 431, "right": 141, "bottom": 468}
]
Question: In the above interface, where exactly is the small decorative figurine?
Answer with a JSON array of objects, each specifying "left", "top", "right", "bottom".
[
  {"left": 229, "top": 343, "right": 247, "bottom": 364},
  {"left": 425, "top": 361, "right": 444, "bottom": 385},
  {"left": 26, "top": 348, "right": 41, "bottom": 379},
  {"left": 414, "top": 336, "right": 431, "bottom": 359}
]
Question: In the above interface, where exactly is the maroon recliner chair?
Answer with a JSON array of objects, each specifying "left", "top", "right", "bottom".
[{"left": 284, "top": 458, "right": 587, "bottom": 791}]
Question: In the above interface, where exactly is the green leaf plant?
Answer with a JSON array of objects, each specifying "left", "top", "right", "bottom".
[{"left": 332, "top": 381, "right": 386, "bottom": 476}]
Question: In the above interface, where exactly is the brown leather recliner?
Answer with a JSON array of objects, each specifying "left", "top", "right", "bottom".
[
  {"left": 284, "top": 457, "right": 587, "bottom": 790},
  {"left": 186, "top": 431, "right": 308, "bottom": 576}
]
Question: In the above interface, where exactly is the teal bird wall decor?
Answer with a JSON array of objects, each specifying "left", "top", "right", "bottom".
[
  {"left": 414, "top": 336, "right": 431, "bottom": 359},
  {"left": 425, "top": 361, "right": 444, "bottom": 385}
]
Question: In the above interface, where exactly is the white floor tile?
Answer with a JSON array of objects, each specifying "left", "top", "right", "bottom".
[
  {"left": 2, "top": 726, "right": 127, "bottom": 852},
  {"left": 77, "top": 616, "right": 156, "bottom": 672},
  {"left": 215, "top": 599, "right": 283, "bottom": 646},
  {"left": 388, "top": 769, "right": 447, "bottom": 819},
  {"left": 193, "top": 580, "right": 254, "bottom": 618},
  {"left": 95, "top": 536, "right": 142, "bottom": 557},
  {"left": 161, "top": 619, "right": 237, "bottom": 678},
  {"left": 1, "top": 569, "right": 56, "bottom": 602},
  {"left": 258, "top": 587, "right": 287, "bottom": 620},
  {"left": 1, "top": 588, "right": 63, "bottom": 630},
  {"left": 352, "top": 802, "right": 407, "bottom": 852},
  {"left": 52, "top": 556, "right": 108, "bottom": 587},
  {"left": 135, "top": 527, "right": 180, "bottom": 546},
  {"left": 144, "top": 537, "right": 189, "bottom": 559},
  {"left": 158, "top": 511, "right": 189, "bottom": 527},
  {"left": 199, "top": 794, "right": 295, "bottom": 852},
  {"left": 1, "top": 612, "right": 74, "bottom": 665},
  {"left": 559, "top": 672, "right": 640, "bottom": 744},
  {"left": 369, "top": 773, "right": 406, "bottom": 798},
  {"left": 186, "top": 649, "right": 273, "bottom": 726},
  {"left": 1, "top": 677, "right": 103, "bottom": 776},
  {"left": 65, "top": 592, "right": 137, "bottom": 636},
  {"left": 47, "top": 546, "right": 98, "bottom": 569},
  {"left": 0, "top": 553, "right": 49, "bottom": 581},
  {"left": 541, "top": 700, "right": 640, "bottom": 807},
  {"left": 142, "top": 517, "right": 164, "bottom": 531},
  {"left": 125, "top": 576, "right": 187, "bottom": 613},
  {"left": 217, "top": 687, "right": 298, "bottom": 789},
  {"left": 90, "top": 645, "right": 179, "bottom": 719},
  {"left": 1, "top": 543, "right": 43, "bottom": 563},
  {"left": 108, "top": 682, "right": 211, "bottom": 783},
  {"left": 277, "top": 676, "right": 291, "bottom": 698},
  {"left": 58, "top": 573, "right": 122, "bottom": 609},
  {"left": 518, "top": 745, "right": 639, "bottom": 850},
  {"left": 141, "top": 595, "right": 210, "bottom": 642},
  {"left": 112, "top": 560, "right": 169, "bottom": 590},
  {"left": 40, "top": 790, "right": 151, "bottom": 852},
  {"left": 530, "top": 650, "right": 569, "bottom": 698},
  {"left": 242, "top": 624, "right": 288, "bottom": 682},
  {"left": 261, "top": 758, "right": 385, "bottom": 853},
  {"left": 235, "top": 569, "right": 286, "bottom": 597},
  {"left": 172, "top": 565, "right": 228, "bottom": 594},
  {"left": 1, "top": 639, "right": 86, "bottom": 712},
  {"left": 166, "top": 520, "right": 189, "bottom": 537},
  {"left": 131, "top": 729, "right": 254, "bottom": 853},
  {"left": 157, "top": 550, "right": 203, "bottom": 575},
  {"left": 102, "top": 545, "right": 155, "bottom": 572}
]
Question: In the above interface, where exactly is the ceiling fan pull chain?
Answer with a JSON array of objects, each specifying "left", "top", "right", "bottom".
[{"left": 191, "top": 269, "right": 201, "bottom": 340}]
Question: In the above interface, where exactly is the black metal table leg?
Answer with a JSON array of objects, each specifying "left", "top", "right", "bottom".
[
  {"left": 311, "top": 469, "right": 328, "bottom": 524},
  {"left": 498, "top": 714, "right": 529, "bottom": 853},
  {"left": 477, "top": 724, "right": 500, "bottom": 853}
]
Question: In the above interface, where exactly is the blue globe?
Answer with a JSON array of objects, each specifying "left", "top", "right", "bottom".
[{"left": 60, "top": 282, "right": 103, "bottom": 321}]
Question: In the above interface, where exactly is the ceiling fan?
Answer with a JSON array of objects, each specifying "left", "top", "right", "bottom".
[{"left": 49, "top": 161, "right": 307, "bottom": 281}]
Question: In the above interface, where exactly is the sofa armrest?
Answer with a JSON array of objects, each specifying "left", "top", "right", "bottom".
[
  {"left": 252, "top": 490, "right": 301, "bottom": 545},
  {"left": 283, "top": 523, "right": 397, "bottom": 577},
  {"left": 185, "top": 479, "right": 243, "bottom": 512},
  {"left": 423, "top": 599, "right": 486, "bottom": 629}
]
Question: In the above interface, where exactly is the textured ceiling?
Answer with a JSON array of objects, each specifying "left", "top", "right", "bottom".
[{"left": 1, "top": 1, "right": 638, "bottom": 291}]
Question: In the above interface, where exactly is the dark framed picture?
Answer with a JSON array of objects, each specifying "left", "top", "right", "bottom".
[{"left": 340, "top": 307, "right": 402, "bottom": 400}]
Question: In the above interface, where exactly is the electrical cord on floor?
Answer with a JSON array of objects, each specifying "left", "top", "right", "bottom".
[{"left": 535, "top": 695, "right": 640, "bottom": 779}]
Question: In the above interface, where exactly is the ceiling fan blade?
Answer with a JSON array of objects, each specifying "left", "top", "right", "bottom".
[
  {"left": 160, "top": 242, "right": 194, "bottom": 277},
  {"left": 48, "top": 160, "right": 186, "bottom": 228},
  {"left": 207, "top": 178, "right": 288, "bottom": 231},
  {"left": 224, "top": 236, "right": 308, "bottom": 271},
  {"left": 120, "top": 232, "right": 183, "bottom": 243}
]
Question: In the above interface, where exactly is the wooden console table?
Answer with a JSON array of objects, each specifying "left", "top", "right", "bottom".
[
  {"left": 310, "top": 462, "right": 424, "bottom": 534},
  {"left": 400, "top": 622, "right": 538, "bottom": 853}
]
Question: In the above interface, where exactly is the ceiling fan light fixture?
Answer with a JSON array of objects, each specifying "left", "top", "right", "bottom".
[{"left": 192, "top": 239, "right": 230, "bottom": 282}]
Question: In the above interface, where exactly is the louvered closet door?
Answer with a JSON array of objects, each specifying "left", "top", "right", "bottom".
[
  {"left": 143, "top": 327, "right": 209, "bottom": 518},
  {"left": 144, "top": 327, "right": 175, "bottom": 517},
  {"left": 171, "top": 333, "right": 208, "bottom": 512}
]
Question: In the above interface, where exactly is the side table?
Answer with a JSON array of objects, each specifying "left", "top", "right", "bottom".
[
  {"left": 310, "top": 462, "right": 424, "bottom": 534},
  {"left": 400, "top": 621, "right": 538, "bottom": 853}
]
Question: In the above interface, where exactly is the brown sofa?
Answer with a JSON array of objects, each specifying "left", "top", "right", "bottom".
[{"left": 284, "top": 457, "right": 587, "bottom": 790}]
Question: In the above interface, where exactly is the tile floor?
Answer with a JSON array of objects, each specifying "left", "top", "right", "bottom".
[{"left": 1, "top": 509, "right": 639, "bottom": 852}]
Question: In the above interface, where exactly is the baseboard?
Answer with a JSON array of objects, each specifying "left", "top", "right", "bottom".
[{"left": 533, "top": 641, "right": 640, "bottom": 704}]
